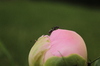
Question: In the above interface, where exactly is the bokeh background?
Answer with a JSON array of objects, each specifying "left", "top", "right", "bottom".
[{"left": 0, "top": 0, "right": 100, "bottom": 66}]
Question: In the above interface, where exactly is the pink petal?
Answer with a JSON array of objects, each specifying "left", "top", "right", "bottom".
[{"left": 44, "top": 29, "right": 87, "bottom": 62}]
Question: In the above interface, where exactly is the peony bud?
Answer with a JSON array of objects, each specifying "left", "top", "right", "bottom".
[{"left": 28, "top": 29, "right": 87, "bottom": 66}]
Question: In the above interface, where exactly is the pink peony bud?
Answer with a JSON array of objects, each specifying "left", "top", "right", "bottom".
[{"left": 29, "top": 29, "right": 87, "bottom": 66}]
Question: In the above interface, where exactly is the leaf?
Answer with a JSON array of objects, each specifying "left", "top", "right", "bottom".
[
  {"left": 0, "top": 41, "right": 15, "bottom": 66},
  {"left": 94, "top": 58, "right": 100, "bottom": 66}
]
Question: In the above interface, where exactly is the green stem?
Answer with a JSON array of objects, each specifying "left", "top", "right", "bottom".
[{"left": 0, "top": 41, "right": 15, "bottom": 66}]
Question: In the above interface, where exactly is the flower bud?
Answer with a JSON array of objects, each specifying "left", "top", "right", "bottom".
[{"left": 28, "top": 29, "right": 87, "bottom": 66}]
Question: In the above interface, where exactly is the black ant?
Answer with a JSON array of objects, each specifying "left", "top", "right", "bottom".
[{"left": 49, "top": 26, "right": 59, "bottom": 34}]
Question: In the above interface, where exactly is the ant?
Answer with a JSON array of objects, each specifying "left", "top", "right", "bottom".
[{"left": 49, "top": 26, "right": 59, "bottom": 34}]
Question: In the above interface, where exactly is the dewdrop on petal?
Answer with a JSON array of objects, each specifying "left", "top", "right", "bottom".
[{"left": 28, "top": 29, "right": 87, "bottom": 66}]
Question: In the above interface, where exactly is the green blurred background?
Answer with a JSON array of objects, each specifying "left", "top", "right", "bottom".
[{"left": 0, "top": 1, "right": 100, "bottom": 66}]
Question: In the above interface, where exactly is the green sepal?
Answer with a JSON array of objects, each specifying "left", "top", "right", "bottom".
[{"left": 44, "top": 54, "right": 87, "bottom": 66}]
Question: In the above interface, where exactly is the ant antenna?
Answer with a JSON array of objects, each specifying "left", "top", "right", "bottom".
[{"left": 58, "top": 51, "right": 67, "bottom": 66}]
